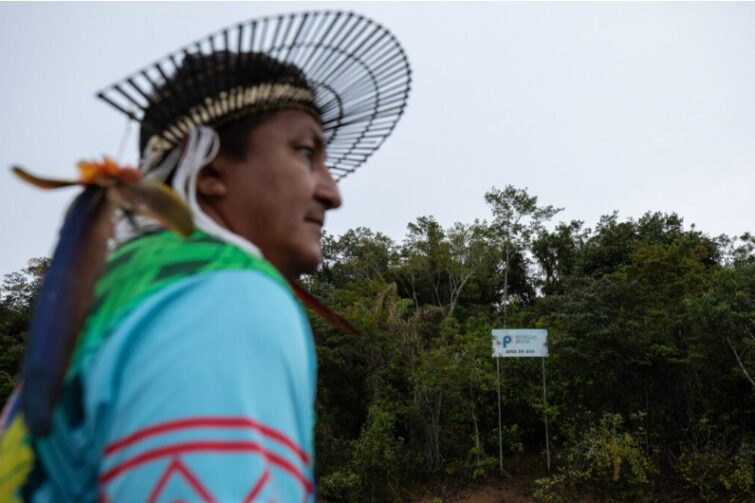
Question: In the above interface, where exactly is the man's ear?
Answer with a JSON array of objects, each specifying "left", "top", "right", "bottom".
[{"left": 196, "top": 162, "right": 228, "bottom": 199}]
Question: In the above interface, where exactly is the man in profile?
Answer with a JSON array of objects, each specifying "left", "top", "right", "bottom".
[{"left": 0, "top": 11, "right": 411, "bottom": 501}]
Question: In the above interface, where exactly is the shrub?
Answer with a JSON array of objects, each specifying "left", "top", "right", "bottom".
[
  {"left": 677, "top": 440, "right": 754, "bottom": 503},
  {"left": 534, "top": 413, "right": 656, "bottom": 502},
  {"left": 319, "top": 469, "right": 361, "bottom": 502}
]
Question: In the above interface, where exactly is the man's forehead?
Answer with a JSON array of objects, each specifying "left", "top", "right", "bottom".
[{"left": 253, "top": 109, "right": 324, "bottom": 140}]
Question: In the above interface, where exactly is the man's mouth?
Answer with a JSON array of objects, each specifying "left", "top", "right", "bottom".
[{"left": 305, "top": 215, "right": 324, "bottom": 227}]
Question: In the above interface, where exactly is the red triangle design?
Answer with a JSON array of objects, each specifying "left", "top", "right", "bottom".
[{"left": 147, "top": 457, "right": 216, "bottom": 503}]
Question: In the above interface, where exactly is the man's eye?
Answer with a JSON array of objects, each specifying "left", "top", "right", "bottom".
[{"left": 296, "top": 146, "right": 314, "bottom": 158}]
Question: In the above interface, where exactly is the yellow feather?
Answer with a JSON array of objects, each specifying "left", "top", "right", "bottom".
[
  {"left": 110, "top": 181, "right": 194, "bottom": 237},
  {"left": 11, "top": 166, "right": 78, "bottom": 190}
]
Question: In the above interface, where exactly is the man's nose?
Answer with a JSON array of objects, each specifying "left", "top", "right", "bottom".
[{"left": 316, "top": 166, "right": 342, "bottom": 210}]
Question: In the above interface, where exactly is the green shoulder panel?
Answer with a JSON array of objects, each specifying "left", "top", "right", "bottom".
[{"left": 69, "top": 230, "right": 287, "bottom": 374}]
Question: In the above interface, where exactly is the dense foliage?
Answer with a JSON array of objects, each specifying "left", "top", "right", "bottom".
[
  {"left": 307, "top": 187, "right": 754, "bottom": 502},
  {"left": 0, "top": 257, "right": 47, "bottom": 401},
  {"left": 1, "top": 187, "right": 753, "bottom": 501}
]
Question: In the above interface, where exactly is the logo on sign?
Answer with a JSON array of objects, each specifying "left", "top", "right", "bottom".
[{"left": 502, "top": 335, "right": 512, "bottom": 348}]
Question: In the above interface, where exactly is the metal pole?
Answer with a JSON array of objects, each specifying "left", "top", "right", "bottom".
[
  {"left": 542, "top": 357, "right": 551, "bottom": 472},
  {"left": 496, "top": 356, "right": 503, "bottom": 474}
]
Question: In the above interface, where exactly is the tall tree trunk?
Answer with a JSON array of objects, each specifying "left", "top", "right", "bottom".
[
  {"left": 503, "top": 246, "right": 511, "bottom": 327},
  {"left": 470, "top": 386, "right": 481, "bottom": 465}
]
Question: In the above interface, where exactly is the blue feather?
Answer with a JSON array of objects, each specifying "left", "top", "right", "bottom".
[{"left": 21, "top": 186, "right": 107, "bottom": 435}]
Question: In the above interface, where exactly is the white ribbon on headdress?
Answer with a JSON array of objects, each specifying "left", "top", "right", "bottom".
[
  {"left": 113, "top": 126, "right": 263, "bottom": 258},
  {"left": 170, "top": 126, "right": 263, "bottom": 258}
]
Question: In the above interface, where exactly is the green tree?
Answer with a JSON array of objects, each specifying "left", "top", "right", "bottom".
[
  {"left": 0, "top": 257, "right": 49, "bottom": 403},
  {"left": 485, "top": 185, "right": 560, "bottom": 322}
]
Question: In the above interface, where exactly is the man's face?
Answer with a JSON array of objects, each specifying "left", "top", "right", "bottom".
[{"left": 200, "top": 109, "right": 342, "bottom": 280}]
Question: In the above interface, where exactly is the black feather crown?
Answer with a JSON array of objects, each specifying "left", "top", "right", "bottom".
[{"left": 97, "top": 10, "right": 412, "bottom": 180}]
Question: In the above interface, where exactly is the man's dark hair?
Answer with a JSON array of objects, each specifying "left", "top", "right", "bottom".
[{"left": 214, "top": 109, "right": 278, "bottom": 161}]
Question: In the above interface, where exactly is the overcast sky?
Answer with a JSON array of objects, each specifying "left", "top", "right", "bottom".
[{"left": 2, "top": 2, "right": 754, "bottom": 276}]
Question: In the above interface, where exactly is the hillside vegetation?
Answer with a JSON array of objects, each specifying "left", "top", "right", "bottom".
[{"left": 1, "top": 186, "right": 753, "bottom": 501}]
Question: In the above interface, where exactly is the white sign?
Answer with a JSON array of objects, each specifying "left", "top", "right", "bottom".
[{"left": 492, "top": 329, "right": 548, "bottom": 358}]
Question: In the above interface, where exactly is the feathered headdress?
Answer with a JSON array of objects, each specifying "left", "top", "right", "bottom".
[{"left": 99, "top": 10, "right": 412, "bottom": 180}]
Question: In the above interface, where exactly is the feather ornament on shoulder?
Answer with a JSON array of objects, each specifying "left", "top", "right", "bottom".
[{"left": 11, "top": 158, "right": 193, "bottom": 435}]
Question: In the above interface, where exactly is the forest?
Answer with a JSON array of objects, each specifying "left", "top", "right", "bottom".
[{"left": 1, "top": 186, "right": 753, "bottom": 501}]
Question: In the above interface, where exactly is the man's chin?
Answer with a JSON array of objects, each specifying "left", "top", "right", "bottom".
[
  {"left": 285, "top": 245, "right": 322, "bottom": 279},
  {"left": 298, "top": 249, "right": 322, "bottom": 276}
]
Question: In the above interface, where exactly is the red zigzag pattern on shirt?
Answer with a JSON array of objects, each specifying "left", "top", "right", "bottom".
[
  {"left": 99, "top": 416, "right": 312, "bottom": 500},
  {"left": 147, "top": 457, "right": 215, "bottom": 503},
  {"left": 104, "top": 416, "right": 310, "bottom": 464}
]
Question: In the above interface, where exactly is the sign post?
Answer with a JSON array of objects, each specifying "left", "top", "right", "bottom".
[
  {"left": 492, "top": 328, "right": 550, "bottom": 472},
  {"left": 496, "top": 357, "right": 503, "bottom": 473},
  {"left": 542, "top": 357, "right": 551, "bottom": 472}
]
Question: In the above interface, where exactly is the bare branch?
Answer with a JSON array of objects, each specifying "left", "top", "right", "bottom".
[{"left": 726, "top": 337, "right": 755, "bottom": 388}]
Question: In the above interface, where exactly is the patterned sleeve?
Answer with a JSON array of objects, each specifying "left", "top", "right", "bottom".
[{"left": 84, "top": 269, "right": 317, "bottom": 503}]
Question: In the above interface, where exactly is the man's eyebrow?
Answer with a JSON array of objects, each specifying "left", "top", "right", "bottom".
[{"left": 304, "top": 126, "right": 326, "bottom": 149}]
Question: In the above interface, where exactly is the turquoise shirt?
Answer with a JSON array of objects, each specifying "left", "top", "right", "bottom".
[{"left": 1, "top": 234, "right": 317, "bottom": 502}]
